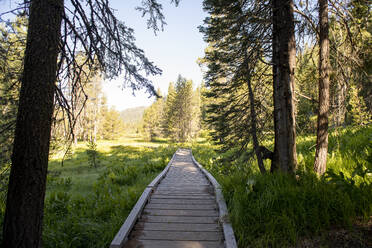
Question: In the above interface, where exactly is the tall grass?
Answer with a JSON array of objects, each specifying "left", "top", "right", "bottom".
[
  {"left": 0, "top": 139, "right": 177, "bottom": 247},
  {"left": 192, "top": 125, "right": 372, "bottom": 247}
]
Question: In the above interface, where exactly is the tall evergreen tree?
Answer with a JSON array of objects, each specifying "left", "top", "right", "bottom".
[
  {"left": 271, "top": 0, "right": 297, "bottom": 172},
  {"left": 200, "top": 0, "right": 274, "bottom": 171},
  {"left": 142, "top": 89, "right": 164, "bottom": 141},
  {"left": 0, "top": 16, "right": 26, "bottom": 171},
  {"left": 3, "top": 1, "right": 64, "bottom": 246},
  {"left": 314, "top": 0, "right": 330, "bottom": 175},
  {"left": 2, "top": 0, "right": 177, "bottom": 246},
  {"left": 163, "top": 82, "right": 177, "bottom": 137}
]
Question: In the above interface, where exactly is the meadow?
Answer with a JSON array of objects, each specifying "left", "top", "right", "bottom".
[
  {"left": 43, "top": 135, "right": 176, "bottom": 247},
  {"left": 192, "top": 125, "right": 372, "bottom": 247},
  {"left": 0, "top": 127, "right": 370, "bottom": 247}
]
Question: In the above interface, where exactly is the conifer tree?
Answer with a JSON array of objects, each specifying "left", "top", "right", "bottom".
[
  {"left": 2, "top": 0, "right": 177, "bottom": 246},
  {"left": 143, "top": 89, "right": 164, "bottom": 141},
  {"left": 200, "top": 0, "right": 273, "bottom": 171}
]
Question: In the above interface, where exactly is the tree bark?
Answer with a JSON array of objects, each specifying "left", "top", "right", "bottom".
[
  {"left": 2, "top": 0, "right": 64, "bottom": 247},
  {"left": 272, "top": 0, "right": 297, "bottom": 173},
  {"left": 246, "top": 74, "right": 266, "bottom": 173},
  {"left": 314, "top": 0, "right": 330, "bottom": 175}
]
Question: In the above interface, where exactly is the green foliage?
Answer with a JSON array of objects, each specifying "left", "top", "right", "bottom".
[
  {"left": 142, "top": 90, "right": 164, "bottom": 141},
  {"left": 100, "top": 107, "right": 126, "bottom": 140},
  {"left": 86, "top": 139, "right": 99, "bottom": 168},
  {"left": 0, "top": 16, "right": 26, "bottom": 171},
  {"left": 218, "top": 172, "right": 371, "bottom": 247},
  {"left": 142, "top": 75, "right": 203, "bottom": 142},
  {"left": 192, "top": 125, "right": 372, "bottom": 247},
  {"left": 348, "top": 85, "right": 371, "bottom": 126},
  {"left": 0, "top": 138, "right": 176, "bottom": 247}
]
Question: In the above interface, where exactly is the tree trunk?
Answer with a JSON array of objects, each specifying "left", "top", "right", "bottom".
[
  {"left": 246, "top": 74, "right": 266, "bottom": 173},
  {"left": 272, "top": 0, "right": 297, "bottom": 173},
  {"left": 314, "top": 0, "right": 330, "bottom": 175},
  {"left": 2, "top": 0, "right": 63, "bottom": 247}
]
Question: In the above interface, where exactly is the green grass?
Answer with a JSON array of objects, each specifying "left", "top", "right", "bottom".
[
  {"left": 192, "top": 125, "right": 372, "bottom": 248},
  {"left": 39, "top": 137, "right": 176, "bottom": 247},
  {"left": 0, "top": 126, "right": 370, "bottom": 247}
]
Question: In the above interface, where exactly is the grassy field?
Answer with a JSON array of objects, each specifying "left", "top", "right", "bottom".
[
  {"left": 191, "top": 125, "right": 372, "bottom": 247},
  {"left": 43, "top": 135, "right": 176, "bottom": 247},
  {"left": 0, "top": 127, "right": 370, "bottom": 247}
]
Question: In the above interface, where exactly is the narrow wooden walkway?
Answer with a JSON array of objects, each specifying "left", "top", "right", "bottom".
[{"left": 111, "top": 149, "right": 237, "bottom": 248}]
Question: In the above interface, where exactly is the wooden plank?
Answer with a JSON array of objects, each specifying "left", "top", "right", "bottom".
[
  {"left": 143, "top": 209, "right": 218, "bottom": 217},
  {"left": 156, "top": 186, "right": 213, "bottom": 191},
  {"left": 146, "top": 203, "right": 216, "bottom": 210},
  {"left": 135, "top": 222, "right": 221, "bottom": 232},
  {"left": 150, "top": 198, "right": 216, "bottom": 205},
  {"left": 110, "top": 150, "right": 178, "bottom": 248},
  {"left": 152, "top": 192, "right": 213, "bottom": 196},
  {"left": 123, "top": 240, "right": 224, "bottom": 248},
  {"left": 151, "top": 194, "right": 214, "bottom": 200},
  {"left": 155, "top": 190, "right": 213, "bottom": 195},
  {"left": 140, "top": 215, "right": 218, "bottom": 224},
  {"left": 131, "top": 230, "right": 223, "bottom": 241},
  {"left": 110, "top": 187, "right": 152, "bottom": 248},
  {"left": 190, "top": 150, "right": 238, "bottom": 248},
  {"left": 157, "top": 184, "right": 211, "bottom": 187}
]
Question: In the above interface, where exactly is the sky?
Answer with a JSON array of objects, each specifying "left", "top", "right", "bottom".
[
  {"left": 102, "top": 0, "right": 207, "bottom": 110},
  {"left": 0, "top": 0, "right": 208, "bottom": 111}
]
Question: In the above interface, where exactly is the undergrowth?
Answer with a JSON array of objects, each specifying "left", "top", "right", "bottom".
[
  {"left": 192, "top": 125, "right": 372, "bottom": 248},
  {"left": 0, "top": 142, "right": 176, "bottom": 247}
]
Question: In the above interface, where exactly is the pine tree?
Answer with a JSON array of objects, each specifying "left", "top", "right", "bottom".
[
  {"left": 200, "top": 0, "right": 273, "bottom": 171},
  {"left": 0, "top": 16, "right": 26, "bottom": 171},
  {"left": 314, "top": 0, "right": 330, "bottom": 175},
  {"left": 163, "top": 82, "right": 177, "bottom": 137},
  {"left": 2, "top": 0, "right": 176, "bottom": 245},
  {"left": 143, "top": 89, "right": 164, "bottom": 141}
]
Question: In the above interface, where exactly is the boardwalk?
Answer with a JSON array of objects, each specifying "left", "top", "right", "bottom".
[{"left": 111, "top": 149, "right": 236, "bottom": 248}]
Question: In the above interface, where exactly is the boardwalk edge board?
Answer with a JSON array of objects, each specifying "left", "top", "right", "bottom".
[
  {"left": 190, "top": 150, "right": 238, "bottom": 248},
  {"left": 109, "top": 150, "right": 178, "bottom": 248}
]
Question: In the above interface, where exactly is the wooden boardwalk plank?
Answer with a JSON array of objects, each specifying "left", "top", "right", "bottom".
[
  {"left": 151, "top": 195, "right": 214, "bottom": 200},
  {"left": 146, "top": 203, "right": 216, "bottom": 210},
  {"left": 143, "top": 209, "right": 219, "bottom": 217},
  {"left": 130, "top": 230, "right": 223, "bottom": 241},
  {"left": 111, "top": 148, "right": 237, "bottom": 248},
  {"left": 124, "top": 240, "right": 224, "bottom": 248},
  {"left": 140, "top": 215, "right": 218, "bottom": 224},
  {"left": 135, "top": 222, "right": 221, "bottom": 232},
  {"left": 149, "top": 198, "right": 216, "bottom": 205}
]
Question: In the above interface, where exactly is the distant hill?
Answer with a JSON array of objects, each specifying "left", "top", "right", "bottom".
[{"left": 120, "top": 106, "right": 146, "bottom": 124}]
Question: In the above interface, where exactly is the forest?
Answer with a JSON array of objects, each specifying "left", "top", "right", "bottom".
[{"left": 0, "top": 0, "right": 371, "bottom": 247}]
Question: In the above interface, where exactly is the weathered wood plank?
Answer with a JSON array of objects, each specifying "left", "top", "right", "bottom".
[
  {"left": 135, "top": 222, "right": 221, "bottom": 232},
  {"left": 157, "top": 184, "right": 211, "bottom": 187},
  {"left": 140, "top": 215, "right": 218, "bottom": 224},
  {"left": 191, "top": 151, "right": 238, "bottom": 248},
  {"left": 112, "top": 148, "right": 238, "bottom": 248},
  {"left": 151, "top": 194, "right": 214, "bottom": 200},
  {"left": 149, "top": 198, "right": 216, "bottom": 205},
  {"left": 152, "top": 192, "right": 213, "bottom": 197},
  {"left": 123, "top": 240, "right": 224, "bottom": 248},
  {"left": 146, "top": 203, "right": 216, "bottom": 210},
  {"left": 143, "top": 209, "right": 218, "bottom": 217},
  {"left": 110, "top": 150, "right": 178, "bottom": 248},
  {"left": 131, "top": 230, "right": 223, "bottom": 241},
  {"left": 156, "top": 187, "right": 213, "bottom": 191},
  {"left": 154, "top": 191, "right": 214, "bottom": 195}
]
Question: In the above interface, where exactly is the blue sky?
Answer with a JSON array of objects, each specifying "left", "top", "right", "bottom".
[
  {"left": 103, "top": 0, "right": 207, "bottom": 110},
  {"left": 0, "top": 0, "right": 207, "bottom": 110}
]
